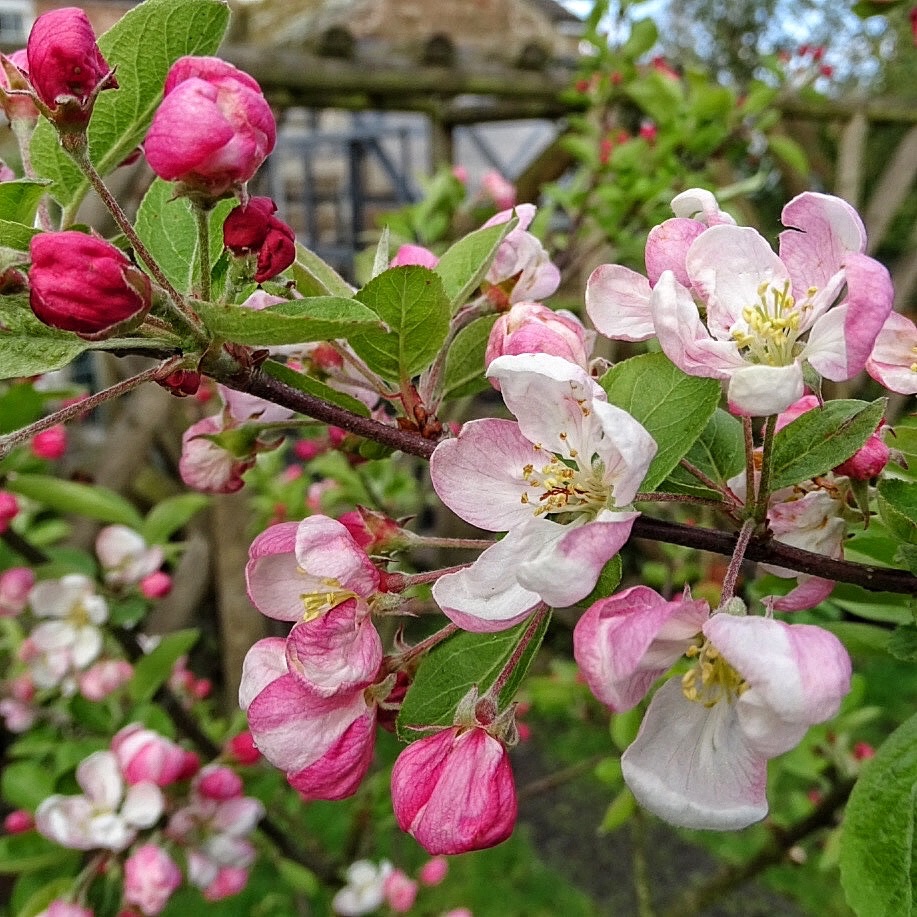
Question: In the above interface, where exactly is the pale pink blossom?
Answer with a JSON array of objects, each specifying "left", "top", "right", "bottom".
[
  {"left": 430, "top": 353, "right": 654, "bottom": 631},
  {"left": 246, "top": 515, "right": 380, "bottom": 623},
  {"left": 36, "top": 750, "right": 164, "bottom": 851},
  {"left": 78, "top": 659, "right": 133, "bottom": 701},
  {"left": 619, "top": 612, "right": 851, "bottom": 829},
  {"left": 384, "top": 869, "right": 419, "bottom": 913},
  {"left": 332, "top": 860, "right": 393, "bottom": 916},
  {"left": 418, "top": 856, "right": 449, "bottom": 886},
  {"left": 96, "top": 526, "right": 163, "bottom": 587},
  {"left": 123, "top": 844, "right": 182, "bottom": 916},
  {"left": 179, "top": 415, "right": 255, "bottom": 494},
  {"left": 865, "top": 311, "right": 917, "bottom": 395},
  {"left": 0, "top": 567, "right": 35, "bottom": 616},
  {"left": 480, "top": 170, "right": 517, "bottom": 210},
  {"left": 36, "top": 902, "right": 94, "bottom": 917},
  {"left": 29, "top": 574, "right": 107, "bottom": 672},
  {"left": 112, "top": 724, "right": 190, "bottom": 787},
  {"left": 391, "top": 244, "right": 439, "bottom": 268},
  {"left": 0, "top": 696, "right": 36, "bottom": 731},
  {"left": 391, "top": 725, "right": 516, "bottom": 855},
  {"left": 203, "top": 867, "right": 250, "bottom": 901}
]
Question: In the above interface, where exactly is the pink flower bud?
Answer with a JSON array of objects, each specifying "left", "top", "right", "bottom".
[
  {"left": 31, "top": 425, "right": 67, "bottom": 459},
  {"left": 112, "top": 724, "right": 189, "bottom": 787},
  {"left": 38, "top": 902, "right": 94, "bottom": 917},
  {"left": 384, "top": 869, "right": 418, "bottom": 913},
  {"left": 223, "top": 197, "right": 296, "bottom": 283},
  {"left": 203, "top": 866, "right": 249, "bottom": 901},
  {"left": 123, "top": 844, "right": 181, "bottom": 916},
  {"left": 337, "top": 507, "right": 406, "bottom": 554},
  {"left": 192, "top": 677, "right": 212, "bottom": 699},
  {"left": 78, "top": 659, "right": 133, "bottom": 701},
  {"left": 145, "top": 57, "right": 276, "bottom": 201},
  {"left": 195, "top": 765, "right": 243, "bottom": 801},
  {"left": 29, "top": 232, "right": 152, "bottom": 337},
  {"left": 0, "top": 50, "right": 39, "bottom": 122},
  {"left": 853, "top": 741, "right": 876, "bottom": 761},
  {"left": 26, "top": 8, "right": 117, "bottom": 128},
  {"left": 227, "top": 730, "right": 261, "bottom": 765},
  {"left": 390, "top": 726, "right": 517, "bottom": 855},
  {"left": 157, "top": 370, "right": 202, "bottom": 398},
  {"left": 0, "top": 491, "right": 19, "bottom": 532},
  {"left": 480, "top": 170, "right": 516, "bottom": 211},
  {"left": 140, "top": 571, "right": 173, "bottom": 599},
  {"left": 390, "top": 244, "right": 439, "bottom": 269},
  {"left": 3, "top": 809, "right": 34, "bottom": 833},
  {"left": 418, "top": 856, "right": 448, "bottom": 886},
  {"left": 833, "top": 433, "right": 889, "bottom": 480}
]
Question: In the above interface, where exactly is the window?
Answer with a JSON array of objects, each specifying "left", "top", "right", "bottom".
[{"left": 0, "top": 1, "right": 32, "bottom": 45}]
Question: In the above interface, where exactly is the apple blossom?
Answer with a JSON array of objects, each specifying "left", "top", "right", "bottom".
[
  {"left": 179, "top": 415, "right": 256, "bottom": 494},
  {"left": 36, "top": 750, "right": 164, "bottom": 851},
  {"left": 865, "top": 311, "right": 917, "bottom": 395},
  {"left": 78, "top": 659, "right": 133, "bottom": 701},
  {"left": 203, "top": 867, "right": 250, "bottom": 901},
  {"left": 226, "top": 731, "right": 261, "bottom": 765},
  {"left": 112, "top": 723, "right": 192, "bottom": 787},
  {"left": 833, "top": 433, "right": 889, "bottom": 480},
  {"left": 418, "top": 856, "right": 449, "bottom": 886},
  {"left": 430, "top": 353, "right": 655, "bottom": 631},
  {"left": 96, "top": 526, "right": 164, "bottom": 587},
  {"left": 29, "top": 574, "right": 108, "bottom": 672},
  {"left": 332, "top": 860, "right": 393, "bottom": 916},
  {"left": 145, "top": 56, "right": 276, "bottom": 200},
  {"left": 36, "top": 903, "right": 93, "bottom": 917},
  {"left": 123, "top": 844, "right": 182, "bottom": 916},
  {"left": 195, "top": 765, "right": 243, "bottom": 801},
  {"left": 0, "top": 490, "right": 19, "bottom": 532},
  {"left": 0, "top": 566, "right": 35, "bottom": 617}
]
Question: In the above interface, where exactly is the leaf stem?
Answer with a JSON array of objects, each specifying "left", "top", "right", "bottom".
[
  {"left": 193, "top": 203, "right": 213, "bottom": 302},
  {"left": 490, "top": 605, "right": 549, "bottom": 699}
]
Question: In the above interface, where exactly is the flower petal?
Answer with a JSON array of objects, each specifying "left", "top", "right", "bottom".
[
  {"left": 726, "top": 362, "right": 805, "bottom": 417},
  {"left": 585, "top": 263, "right": 655, "bottom": 341},
  {"left": 645, "top": 218, "right": 705, "bottom": 287}
]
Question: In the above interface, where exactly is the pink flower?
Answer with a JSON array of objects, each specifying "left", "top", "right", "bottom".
[
  {"left": 26, "top": 7, "right": 116, "bottom": 128},
  {"left": 123, "top": 844, "right": 182, "bottom": 916},
  {"left": 245, "top": 515, "right": 381, "bottom": 624},
  {"left": 203, "top": 867, "right": 249, "bottom": 901},
  {"left": 0, "top": 566, "right": 35, "bottom": 616},
  {"left": 391, "top": 725, "right": 517, "bottom": 855},
  {"left": 37, "top": 902, "right": 94, "bottom": 917},
  {"left": 390, "top": 244, "right": 439, "bottom": 268},
  {"left": 96, "top": 526, "right": 163, "bottom": 587},
  {"left": 480, "top": 170, "right": 517, "bottom": 211},
  {"left": 31, "top": 425, "right": 67, "bottom": 459},
  {"left": 485, "top": 300, "right": 592, "bottom": 377},
  {"left": 36, "top": 750, "right": 164, "bottom": 851},
  {"left": 78, "top": 659, "right": 133, "bottom": 701},
  {"left": 29, "top": 232, "right": 152, "bottom": 337},
  {"left": 112, "top": 724, "right": 189, "bottom": 787},
  {"left": 179, "top": 415, "right": 255, "bottom": 494},
  {"left": 145, "top": 56, "right": 276, "bottom": 200},
  {"left": 195, "top": 765, "right": 243, "bottom": 801},
  {"left": 865, "top": 311, "right": 917, "bottom": 395},
  {"left": 222, "top": 196, "right": 296, "bottom": 282},
  {"left": 0, "top": 49, "right": 40, "bottom": 122},
  {"left": 430, "top": 353, "right": 654, "bottom": 631},
  {"left": 620, "top": 612, "right": 851, "bottom": 829},
  {"left": 384, "top": 869, "right": 419, "bottom": 913},
  {"left": 418, "top": 856, "right": 449, "bottom": 886},
  {"left": 0, "top": 489, "right": 21, "bottom": 528}
]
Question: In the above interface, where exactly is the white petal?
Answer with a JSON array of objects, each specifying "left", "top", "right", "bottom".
[
  {"left": 121, "top": 781, "right": 165, "bottom": 829},
  {"left": 726, "top": 363, "right": 804, "bottom": 417}
]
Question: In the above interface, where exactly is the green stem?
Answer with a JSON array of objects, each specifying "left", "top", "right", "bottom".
[
  {"left": 742, "top": 416, "right": 757, "bottom": 516},
  {"left": 391, "top": 622, "right": 460, "bottom": 669},
  {"left": 0, "top": 356, "right": 184, "bottom": 459},
  {"left": 754, "top": 414, "right": 778, "bottom": 523},
  {"left": 678, "top": 457, "right": 743, "bottom": 508},
  {"left": 489, "top": 605, "right": 548, "bottom": 699},
  {"left": 396, "top": 564, "right": 472, "bottom": 588},
  {"left": 193, "top": 204, "right": 213, "bottom": 302},
  {"left": 11, "top": 118, "right": 52, "bottom": 231}
]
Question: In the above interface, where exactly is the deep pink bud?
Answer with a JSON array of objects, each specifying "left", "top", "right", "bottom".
[
  {"left": 26, "top": 8, "right": 117, "bottom": 128},
  {"left": 384, "top": 869, "right": 418, "bottom": 913},
  {"left": 140, "top": 571, "right": 173, "bottom": 599},
  {"left": 0, "top": 491, "right": 19, "bottom": 532},
  {"left": 833, "top": 433, "right": 890, "bottom": 480},
  {"left": 227, "top": 731, "right": 261, "bottom": 765},
  {"left": 145, "top": 56, "right": 276, "bottom": 201},
  {"left": 337, "top": 507, "right": 406, "bottom": 554},
  {"left": 0, "top": 567, "right": 35, "bottom": 617},
  {"left": 223, "top": 197, "right": 276, "bottom": 251},
  {"left": 853, "top": 741, "right": 876, "bottom": 761},
  {"left": 3, "top": 809, "right": 34, "bottom": 833},
  {"left": 390, "top": 726, "right": 517, "bottom": 855},
  {"left": 254, "top": 220, "right": 296, "bottom": 282},
  {"left": 195, "top": 764, "right": 243, "bottom": 801},
  {"left": 123, "top": 844, "right": 181, "bottom": 916},
  {"left": 112, "top": 724, "right": 189, "bottom": 787},
  {"left": 418, "top": 856, "right": 448, "bottom": 886},
  {"left": 29, "top": 232, "right": 152, "bottom": 337},
  {"left": 31, "top": 425, "right": 67, "bottom": 459},
  {"left": 157, "top": 370, "right": 202, "bottom": 398}
]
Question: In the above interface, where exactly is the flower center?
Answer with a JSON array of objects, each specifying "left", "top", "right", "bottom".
[
  {"left": 731, "top": 280, "right": 814, "bottom": 366},
  {"left": 299, "top": 578, "right": 357, "bottom": 621},
  {"left": 519, "top": 452, "right": 609, "bottom": 521},
  {"left": 681, "top": 640, "right": 748, "bottom": 707},
  {"left": 68, "top": 600, "right": 92, "bottom": 629}
]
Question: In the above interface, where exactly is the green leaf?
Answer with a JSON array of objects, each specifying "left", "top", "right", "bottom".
[
  {"left": 349, "top": 266, "right": 451, "bottom": 383},
  {"left": 624, "top": 71, "right": 684, "bottom": 126},
  {"left": 289, "top": 243, "right": 355, "bottom": 298},
  {"left": 839, "top": 711, "right": 917, "bottom": 916},
  {"left": 768, "top": 134, "right": 810, "bottom": 176},
  {"left": 599, "top": 788, "right": 636, "bottom": 833},
  {"left": 888, "top": 625, "right": 917, "bottom": 663},
  {"left": 659, "top": 408, "right": 744, "bottom": 499},
  {"left": 196, "top": 297, "right": 384, "bottom": 347},
  {"left": 142, "top": 493, "right": 209, "bottom": 544},
  {"left": 30, "top": 0, "right": 231, "bottom": 213},
  {"left": 129, "top": 628, "right": 199, "bottom": 703},
  {"left": 599, "top": 352, "right": 721, "bottom": 492},
  {"left": 769, "top": 399, "right": 886, "bottom": 491},
  {"left": 621, "top": 17, "right": 659, "bottom": 59},
  {"left": 15, "top": 878, "right": 80, "bottom": 917},
  {"left": 1, "top": 761, "right": 56, "bottom": 811},
  {"left": 260, "top": 358, "right": 370, "bottom": 417},
  {"left": 0, "top": 180, "right": 50, "bottom": 227},
  {"left": 896, "top": 544, "right": 917, "bottom": 576},
  {"left": 435, "top": 219, "right": 515, "bottom": 312},
  {"left": 877, "top": 479, "right": 917, "bottom": 545},
  {"left": 0, "top": 219, "right": 39, "bottom": 250},
  {"left": 0, "top": 296, "right": 89, "bottom": 380},
  {"left": 0, "top": 834, "right": 77, "bottom": 874},
  {"left": 6, "top": 474, "right": 143, "bottom": 527},
  {"left": 397, "top": 613, "right": 550, "bottom": 740},
  {"left": 134, "top": 179, "right": 234, "bottom": 294},
  {"left": 440, "top": 315, "right": 498, "bottom": 401}
]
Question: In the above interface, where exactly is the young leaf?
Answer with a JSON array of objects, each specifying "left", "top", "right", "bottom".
[
  {"left": 195, "top": 297, "right": 384, "bottom": 347},
  {"left": 877, "top": 479, "right": 917, "bottom": 545},
  {"left": 134, "top": 179, "right": 234, "bottom": 294},
  {"left": 289, "top": 243, "right": 355, "bottom": 298},
  {"left": 129, "top": 629, "right": 199, "bottom": 703},
  {"left": 1, "top": 761, "right": 55, "bottom": 810},
  {"left": 6, "top": 475, "right": 143, "bottom": 528},
  {"left": 769, "top": 399, "right": 886, "bottom": 491},
  {"left": 599, "top": 352, "right": 721, "bottom": 492},
  {"left": 29, "top": 0, "right": 231, "bottom": 213},
  {"left": 0, "top": 834, "right": 78, "bottom": 875},
  {"left": 0, "top": 180, "right": 50, "bottom": 227},
  {"left": 434, "top": 219, "right": 515, "bottom": 311},
  {"left": 839, "top": 710, "right": 917, "bottom": 917},
  {"left": 0, "top": 296, "right": 89, "bottom": 380},
  {"left": 0, "top": 219, "right": 38, "bottom": 250},
  {"left": 141, "top": 493, "right": 209, "bottom": 544},
  {"left": 371, "top": 226, "right": 391, "bottom": 278},
  {"left": 349, "top": 266, "right": 451, "bottom": 383},
  {"left": 397, "top": 613, "right": 550, "bottom": 741},
  {"left": 261, "top": 358, "right": 370, "bottom": 417},
  {"left": 440, "top": 314, "right": 498, "bottom": 401}
]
